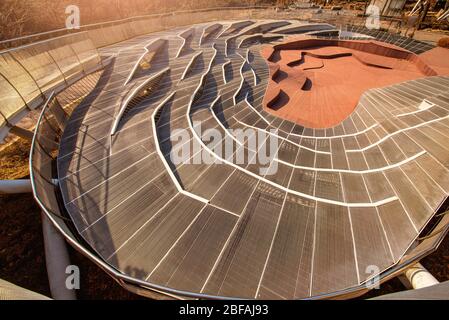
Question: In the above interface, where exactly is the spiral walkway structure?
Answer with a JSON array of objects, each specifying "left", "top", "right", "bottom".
[{"left": 15, "top": 15, "right": 449, "bottom": 299}]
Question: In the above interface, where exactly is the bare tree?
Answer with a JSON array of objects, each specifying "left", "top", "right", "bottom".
[
  {"left": 32, "top": 0, "right": 66, "bottom": 30},
  {"left": 0, "top": 0, "right": 276, "bottom": 41},
  {"left": 0, "top": 0, "right": 31, "bottom": 40}
]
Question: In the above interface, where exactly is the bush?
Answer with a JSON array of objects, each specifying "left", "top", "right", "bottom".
[{"left": 437, "top": 37, "right": 449, "bottom": 48}]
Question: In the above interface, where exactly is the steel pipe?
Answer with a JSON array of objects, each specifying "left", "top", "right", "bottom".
[
  {"left": 404, "top": 263, "right": 439, "bottom": 289},
  {"left": 0, "top": 179, "right": 32, "bottom": 194},
  {"left": 42, "top": 213, "right": 77, "bottom": 300}
]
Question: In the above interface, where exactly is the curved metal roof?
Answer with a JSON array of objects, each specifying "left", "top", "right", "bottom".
[{"left": 26, "top": 18, "right": 449, "bottom": 299}]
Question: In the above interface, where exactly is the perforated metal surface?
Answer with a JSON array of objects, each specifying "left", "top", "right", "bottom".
[{"left": 26, "top": 19, "right": 449, "bottom": 300}]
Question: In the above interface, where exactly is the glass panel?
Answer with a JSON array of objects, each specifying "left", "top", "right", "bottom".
[{"left": 0, "top": 52, "right": 43, "bottom": 108}]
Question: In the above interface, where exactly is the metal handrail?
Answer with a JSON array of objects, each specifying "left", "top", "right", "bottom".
[{"left": 29, "top": 92, "right": 56, "bottom": 191}]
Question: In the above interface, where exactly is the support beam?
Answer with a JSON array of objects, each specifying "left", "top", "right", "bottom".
[
  {"left": 371, "top": 281, "right": 449, "bottom": 299},
  {"left": 9, "top": 126, "right": 34, "bottom": 142},
  {"left": 417, "top": 1, "right": 430, "bottom": 30}
]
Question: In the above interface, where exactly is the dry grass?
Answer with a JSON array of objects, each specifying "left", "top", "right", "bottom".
[{"left": 0, "top": 139, "right": 31, "bottom": 180}]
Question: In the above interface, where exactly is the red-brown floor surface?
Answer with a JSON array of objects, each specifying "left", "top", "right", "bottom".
[{"left": 261, "top": 37, "right": 449, "bottom": 128}]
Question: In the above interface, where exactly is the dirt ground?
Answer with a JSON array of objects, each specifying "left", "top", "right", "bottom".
[
  {"left": 0, "top": 138, "right": 448, "bottom": 300},
  {"left": 0, "top": 139, "right": 31, "bottom": 180}
]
